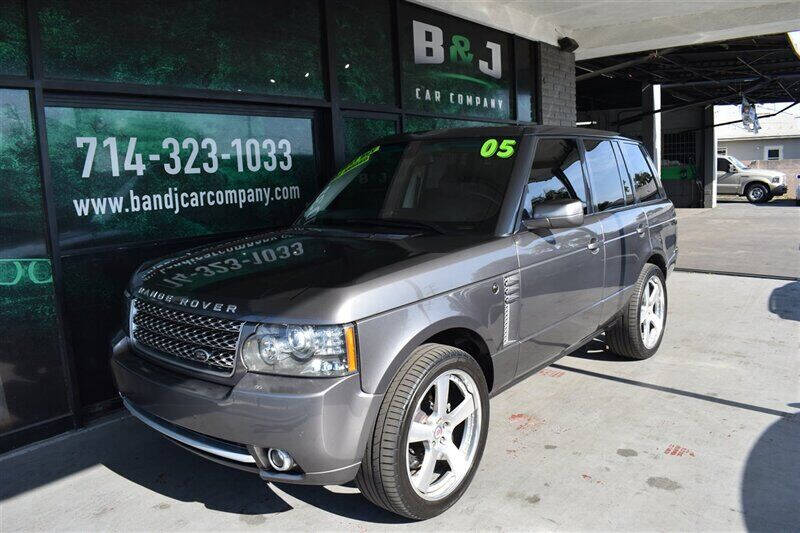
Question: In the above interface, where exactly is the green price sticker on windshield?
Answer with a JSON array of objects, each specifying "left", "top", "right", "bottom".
[{"left": 480, "top": 138, "right": 516, "bottom": 158}]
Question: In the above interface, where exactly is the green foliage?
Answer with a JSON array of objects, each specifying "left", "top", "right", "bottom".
[
  {"left": 0, "top": 0, "right": 28, "bottom": 76},
  {"left": 0, "top": 90, "right": 49, "bottom": 258},
  {"left": 343, "top": 118, "right": 396, "bottom": 161},
  {"left": 334, "top": 0, "right": 396, "bottom": 105},
  {"left": 38, "top": 0, "right": 324, "bottom": 99}
]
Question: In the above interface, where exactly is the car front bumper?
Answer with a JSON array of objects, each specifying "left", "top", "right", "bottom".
[
  {"left": 770, "top": 184, "right": 787, "bottom": 195},
  {"left": 110, "top": 333, "right": 382, "bottom": 485}
]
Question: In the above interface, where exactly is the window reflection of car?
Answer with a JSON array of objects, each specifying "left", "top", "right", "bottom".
[{"left": 716, "top": 155, "right": 787, "bottom": 203}]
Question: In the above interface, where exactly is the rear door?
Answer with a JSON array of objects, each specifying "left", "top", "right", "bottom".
[
  {"left": 717, "top": 157, "right": 739, "bottom": 194},
  {"left": 514, "top": 137, "right": 605, "bottom": 376},
  {"left": 583, "top": 139, "right": 649, "bottom": 324}
]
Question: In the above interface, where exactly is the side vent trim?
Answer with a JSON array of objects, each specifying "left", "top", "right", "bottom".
[{"left": 502, "top": 272, "right": 521, "bottom": 346}]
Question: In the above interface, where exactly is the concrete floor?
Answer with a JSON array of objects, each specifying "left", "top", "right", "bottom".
[
  {"left": 1, "top": 270, "right": 798, "bottom": 531},
  {"left": 676, "top": 199, "right": 800, "bottom": 279}
]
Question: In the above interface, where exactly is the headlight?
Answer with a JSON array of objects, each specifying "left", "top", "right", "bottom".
[{"left": 241, "top": 323, "right": 357, "bottom": 377}]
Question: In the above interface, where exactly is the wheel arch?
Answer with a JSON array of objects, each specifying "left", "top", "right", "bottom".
[
  {"left": 423, "top": 327, "right": 494, "bottom": 392},
  {"left": 740, "top": 178, "right": 769, "bottom": 196},
  {"left": 646, "top": 252, "right": 667, "bottom": 277},
  {"left": 366, "top": 315, "right": 496, "bottom": 396}
]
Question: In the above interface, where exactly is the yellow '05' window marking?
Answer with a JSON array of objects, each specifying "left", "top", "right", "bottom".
[{"left": 481, "top": 138, "right": 516, "bottom": 158}]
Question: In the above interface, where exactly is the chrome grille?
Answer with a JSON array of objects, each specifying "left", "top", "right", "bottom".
[{"left": 131, "top": 298, "right": 243, "bottom": 373}]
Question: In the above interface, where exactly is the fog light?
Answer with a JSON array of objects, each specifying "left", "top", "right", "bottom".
[{"left": 267, "top": 448, "right": 295, "bottom": 471}]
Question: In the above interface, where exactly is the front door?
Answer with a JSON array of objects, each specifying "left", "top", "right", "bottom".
[
  {"left": 515, "top": 138, "right": 605, "bottom": 376},
  {"left": 716, "top": 157, "right": 739, "bottom": 194}
]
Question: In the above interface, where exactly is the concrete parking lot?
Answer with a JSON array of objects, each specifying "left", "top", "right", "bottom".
[
  {"left": 676, "top": 200, "right": 800, "bottom": 279},
  {"left": 1, "top": 270, "right": 798, "bottom": 531}
]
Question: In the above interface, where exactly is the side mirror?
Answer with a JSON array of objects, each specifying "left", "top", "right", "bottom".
[
  {"left": 728, "top": 164, "right": 736, "bottom": 173},
  {"left": 523, "top": 199, "right": 584, "bottom": 230}
]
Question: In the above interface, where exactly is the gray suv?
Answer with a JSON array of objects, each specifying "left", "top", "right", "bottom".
[{"left": 112, "top": 126, "right": 677, "bottom": 519}]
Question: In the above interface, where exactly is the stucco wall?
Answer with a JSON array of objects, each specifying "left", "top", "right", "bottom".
[{"left": 719, "top": 138, "right": 800, "bottom": 162}]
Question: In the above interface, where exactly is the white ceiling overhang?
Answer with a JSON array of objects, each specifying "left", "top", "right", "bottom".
[{"left": 411, "top": 0, "right": 800, "bottom": 60}]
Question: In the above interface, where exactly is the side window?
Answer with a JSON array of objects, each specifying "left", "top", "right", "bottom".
[
  {"left": 620, "top": 142, "right": 660, "bottom": 202},
  {"left": 523, "top": 138, "right": 587, "bottom": 219},
  {"left": 717, "top": 157, "right": 730, "bottom": 172},
  {"left": 612, "top": 142, "right": 635, "bottom": 204},
  {"left": 584, "top": 139, "right": 625, "bottom": 211}
]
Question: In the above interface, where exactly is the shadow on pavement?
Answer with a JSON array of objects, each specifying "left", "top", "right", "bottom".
[
  {"left": 717, "top": 198, "right": 797, "bottom": 207},
  {"left": 0, "top": 415, "right": 406, "bottom": 523},
  {"left": 569, "top": 336, "right": 630, "bottom": 362},
  {"left": 741, "top": 407, "right": 800, "bottom": 531},
  {"left": 768, "top": 281, "right": 800, "bottom": 321},
  {"left": 0, "top": 416, "right": 289, "bottom": 515}
]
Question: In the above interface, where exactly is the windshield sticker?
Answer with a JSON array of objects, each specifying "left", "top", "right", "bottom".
[
  {"left": 480, "top": 138, "right": 516, "bottom": 158},
  {"left": 336, "top": 145, "right": 381, "bottom": 178}
]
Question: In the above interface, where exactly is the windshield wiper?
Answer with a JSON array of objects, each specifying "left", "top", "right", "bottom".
[{"left": 343, "top": 218, "right": 445, "bottom": 235}]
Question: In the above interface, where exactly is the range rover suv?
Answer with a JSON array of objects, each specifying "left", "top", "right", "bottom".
[{"left": 112, "top": 126, "right": 677, "bottom": 519}]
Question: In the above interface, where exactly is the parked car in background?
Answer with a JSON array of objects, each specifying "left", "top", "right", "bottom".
[
  {"left": 717, "top": 155, "right": 788, "bottom": 203},
  {"left": 112, "top": 126, "right": 677, "bottom": 519},
  {"left": 796, "top": 178, "right": 800, "bottom": 206}
]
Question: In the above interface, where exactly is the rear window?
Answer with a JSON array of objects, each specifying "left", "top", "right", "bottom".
[{"left": 620, "top": 142, "right": 660, "bottom": 202}]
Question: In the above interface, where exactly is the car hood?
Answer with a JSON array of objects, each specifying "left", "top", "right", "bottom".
[
  {"left": 130, "top": 227, "right": 516, "bottom": 324},
  {"left": 739, "top": 168, "right": 784, "bottom": 179}
]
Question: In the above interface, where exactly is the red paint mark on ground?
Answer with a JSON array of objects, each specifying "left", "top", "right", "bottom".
[
  {"left": 665, "top": 444, "right": 695, "bottom": 457},
  {"left": 538, "top": 368, "right": 566, "bottom": 378},
  {"left": 508, "top": 413, "right": 545, "bottom": 432}
]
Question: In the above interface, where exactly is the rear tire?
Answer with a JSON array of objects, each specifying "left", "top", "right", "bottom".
[
  {"left": 745, "top": 183, "right": 769, "bottom": 204},
  {"left": 356, "top": 343, "right": 489, "bottom": 520},
  {"left": 606, "top": 263, "right": 667, "bottom": 360}
]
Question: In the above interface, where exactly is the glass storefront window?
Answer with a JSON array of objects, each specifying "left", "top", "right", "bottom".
[
  {"left": 333, "top": 0, "right": 396, "bottom": 105},
  {"left": 343, "top": 117, "right": 397, "bottom": 161},
  {"left": 0, "top": 0, "right": 28, "bottom": 76},
  {"left": 0, "top": 89, "right": 69, "bottom": 437},
  {"left": 403, "top": 116, "right": 504, "bottom": 133},
  {"left": 44, "top": 106, "right": 318, "bottom": 250},
  {"left": 38, "top": 0, "right": 324, "bottom": 99}
]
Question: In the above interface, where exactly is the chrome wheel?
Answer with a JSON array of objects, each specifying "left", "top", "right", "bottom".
[
  {"left": 405, "top": 369, "right": 482, "bottom": 501},
  {"left": 640, "top": 276, "right": 665, "bottom": 349},
  {"left": 749, "top": 185, "right": 766, "bottom": 202}
]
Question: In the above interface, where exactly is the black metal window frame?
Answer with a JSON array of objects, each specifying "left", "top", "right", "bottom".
[{"left": 0, "top": 0, "right": 540, "bottom": 448}]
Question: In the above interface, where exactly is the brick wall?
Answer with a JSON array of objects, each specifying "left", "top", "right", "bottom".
[{"left": 537, "top": 43, "right": 576, "bottom": 126}]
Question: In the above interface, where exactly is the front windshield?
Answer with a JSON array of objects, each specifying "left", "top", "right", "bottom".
[
  {"left": 728, "top": 155, "right": 749, "bottom": 170},
  {"left": 298, "top": 137, "right": 520, "bottom": 235}
]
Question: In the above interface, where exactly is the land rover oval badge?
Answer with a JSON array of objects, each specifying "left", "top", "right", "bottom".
[{"left": 193, "top": 348, "right": 211, "bottom": 362}]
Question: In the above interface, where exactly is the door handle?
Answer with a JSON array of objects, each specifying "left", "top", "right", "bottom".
[
  {"left": 587, "top": 237, "right": 600, "bottom": 253},
  {"left": 636, "top": 225, "right": 646, "bottom": 237}
]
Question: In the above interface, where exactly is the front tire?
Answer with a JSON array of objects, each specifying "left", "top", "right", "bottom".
[
  {"left": 606, "top": 263, "right": 667, "bottom": 360},
  {"left": 745, "top": 183, "right": 769, "bottom": 203},
  {"left": 356, "top": 343, "right": 489, "bottom": 520}
]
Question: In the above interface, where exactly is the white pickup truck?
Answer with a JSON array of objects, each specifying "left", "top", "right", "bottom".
[{"left": 716, "top": 155, "right": 788, "bottom": 203}]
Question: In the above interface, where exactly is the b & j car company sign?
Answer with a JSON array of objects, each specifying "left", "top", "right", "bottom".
[{"left": 399, "top": 2, "right": 512, "bottom": 120}]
